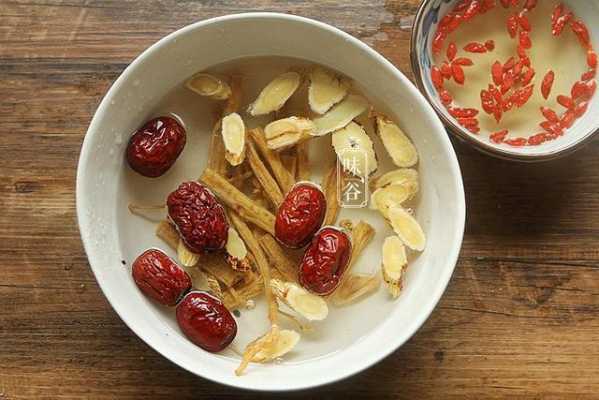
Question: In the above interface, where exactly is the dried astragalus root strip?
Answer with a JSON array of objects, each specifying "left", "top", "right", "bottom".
[
  {"left": 207, "top": 120, "right": 228, "bottom": 175},
  {"left": 235, "top": 325, "right": 300, "bottom": 376},
  {"left": 332, "top": 122, "right": 378, "bottom": 177},
  {"left": 296, "top": 142, "right": 311, "bottom": 181},
  {"left": 200, "top": 168, "right": 276, "bottom": 235},
  {"left": 155, "top": 220, "right": 181, "bottom": 249},
  {"left": 222, "top": 274, "right": 263, "bottom": 310},
  {"left": 249, "top": 128, "right": 295, "bottom": 193},
  {"left": 321, "top": 163, "right": 340, "bottom": 226},
  {"left": 223, "top": 74, "right": 243, "bottom": 115},
  {"left": 370, "top": 185, "right": 414, "bottom": 217},
  {"left": 186, "top": 73, "right": 232, "bottom": 100},
  {"left": 221, "top": 112, "right": 246, "bottom": 166},
  {"left": 308, "top": 67, "right": 350, "bottom": 114},
  {"left": 205, "top": 273, "right": 224, "bottom": 300},
  {"left": 225, "top": 227, "right": 251, "bottom": 272},
  {"left": 264, "top": 117, "right": 315, "bottom": 150},
  {"left": 258, "top": 234, "right": 297, "bottom": 282},
  {"left": 246, "top": 141, "right": 284, "bottom": 207},
  {"left": 382, "top": 236, "right": 407, "bottom": 298},
  {"left": 229, "top": 211, "right": 278, "bottom": 324},
  {"left": 177, "top": 239, "right": 200, "bottom": 267},
  {"left": 313, "top": 94, "right": 369, "bottom": 136},
  {"left": 375, "top": 116, "right": 418, "bottom": 168},
  {"left": 387, "top": 206, "right": 426, "bottom": 252},
  {"left": 331, "top": 273, "right": 380, "bottom": 306},
  {"left": 370, "top": 168, "right": 419, "bottom": 192},
  {"left": 271, "top": 279, "right": 328, "bottom": 321},
  {"left": 127, "top": 203, "right": 165, "bottom": 222},
  {"left": 248, "top": 72, "right": 302, "bottom": 116},
  {"left": 346, "top": 221, "right": 375, "bottom": 271}
]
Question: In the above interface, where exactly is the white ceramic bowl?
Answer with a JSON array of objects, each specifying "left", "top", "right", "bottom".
[
  {"left": 77, "top": 13, "right": 465, "bottom": 391},
  {"left": 411, "top": 0, "right": 599, "bottom": 162}
]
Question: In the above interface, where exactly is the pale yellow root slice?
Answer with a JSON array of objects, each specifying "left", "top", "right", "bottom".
[
  {"left": 225, "top": 227, "right": 251, "bottom": 272},
  {"left": 271, "top": 279, "right": 328, "bottom": 321},
  {"left": 186, "top": 73, "right": 231, "bottom": 100},
  {"left": 155, "top": 220, "right": 244, "bottom": 287},
  {"left": 246, "top": 141, "right": 284, "bottom": 208},
  {"left": 177, "top": 239, "right": 200, "bottom": 267},
  {"left": 207, "top": 120, "right": 228, "bottom": 176},
  {"left": 331, "top": 273, "right": 381, "bottom": 306},
  {"left": 222, "top": 274, "right": 263, "bottom": 310},
  {"left": 308, "top": 67, "right": 350, "bottom": 114},
  {"left": 264, "top": 117, "right": 315, "bottom": 151},
  {"left": 375, "top": 115, "right": 418, "bottom": 168},
  {"left": 321, "top": 163, "right": 340, "bottom": 226},
  {"left": 382, "top": 235, "right": 408, "bottom": 298},
  {"left": 387, "top": 206, "right": 426, "bottom": 252},
  {"left": 247, "top": 72, "right": 302, "bottom": 116},
  {"left": 332, "top": 220, "right": 375, "bottom": 296},
  {"left": 235, "top": 325, "right": 300, "bottom": 375},
  {"left": 228, "top": 211, "right": 278, "bottom": 324},
  {"left": 313, "top": 94, "right": 369, "bottom": 136},
  {"left": 296, "top": 141, "right": 311, "bottom": 181},
  {"left": 370, "top": 184, "right": 414, "bottom": 217},
  {"left": 200, "top": 168, "right": 276, "bottom": 235},
  {"left": 369, "top": 168, "right": 419, "bottom": 193},
  {"left": 257, "top": 234, "right": 297, "bottom": 282},
  {"left": 221, "top": 112, "right": 246, "bottom": 166},
  {"left": 223, "top": 74, "right": 243, "bottom": 115},
  {"left": 127, "top": 203, "right": 166, "bottom": 222},
  {"left": 205, "top": 273, "right": 224, "bottom": 300},
  {"left": 332, "top": 121, "right": 378, "bottom": 177},
  {"left": 249, "top": 128, "right": 295, "bottom": 194}
]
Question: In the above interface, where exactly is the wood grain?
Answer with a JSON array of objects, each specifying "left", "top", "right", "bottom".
[{"left": 1, "top": 0, "right": 598, "bottom": 398}]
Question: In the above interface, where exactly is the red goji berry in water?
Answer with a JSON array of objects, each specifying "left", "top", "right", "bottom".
[
  {"left": 560, "top": 110, "right": 576, "bottom": 129},
  {"left": 518, "top": 12, "right": 531, "bottom": 32},
  {"left": 571, "top": 20, "right": 590, "bottom": 48},
  {"left": 500, "top": 0, "right": 510, "bottom": 8},
  {"left": 522, "top": 68, "right": 535, "bottom": 86},
  {"left": 447, "top": 42, "right": 458, "bottom": 61},
  {"left": 503, "top": 57, "right": 516, "bottom": 71},
  {"left": 490, "top": 129, "right": 508, "bottom": 143},
  {"left": 480, "top": 0, "right": 496, "bottom": 13},
  {"left": 515, "top": 85, "right": 534, "bottom": 107},
  {"left": 575, "top": 101, "right": 589, "bottom": 117},
  {"left": 587, "top": 51, "right": 598, "bottom": 69},
  {"left": 464, "top": 42, "right": 487, "bottom": 53},
  {"left": 464, "top": 0, "right": 482, "bottom": 20},
  {"left": 524, "top": 0, "right": 537, "bottom": 11},
  {"left": 541, "top": 71, "right": 555, "bottom": 99},
  {"left": 452, "top": 64, "right": 466, "bottom": 84},
  {"left": 467, "top": 126, "right": 481, "bottom": 134},
  {"left": 501, "top": 77, "right": 514, "bottom": 94},
  {"left": 448, "top": 14, "right": 463, "bottom": 31},
  {"left": 455, "top": 0, "right": 469, "bottom": 12},
  {"left": 433, "top": 31, "right": 446, "bottom": 54},
  {"left": 492, "top": 61, "right": 503, "bottom": 85},
  {"left": 440, "top": 62, "right": 453, "bottom": 79},
  {"left": 581, "top": 70, "right": 596, "bottom": 81},
  {"left": 493, "top": 106, "right": 503, "bottom": 123},
  {"left": 557, "top": 95, "right": 575, "bottom": 109},
  {"left": 519, "top": 31, "right": 531, "bottom": 49},
  {"left": 541, "top": 107, "right": 559, "bottom": 123},
  {"left": 528, "top": 133, "right": 548, "bottom": 146},
  {"left": 440, "top": 89, "right": 453, "bottom": 106},
  {"left": 505, "top": 138, "right": 527, "bottom": 146},
  {"left": 582, "top": 80, "right": 597, "bottom": 100},
  {"left": 453, "top": 108, "right": 480, "bottom": 118},
  {"left": 571, "top": 81, "right": 587, "bottom": 99},
  {"left": 431, "top": 66, "right": 444, "bottom": 90},
  {"left": 457, "top": 117, "right": 478, "bottom": 127},
  {"left": 502, "top": 99, "right": 514, "bottom": 112},
  {"left": 485, "top": 40, "right": 495, "bottom": 51},
  {"left": 454, "top": 57, "right": 474, "bottom": 66},
  {"left": 507, "top": 15, "right": 518, "bottom": 38},
  {"left": 540, "top": 121, "right": 563, "bottom": 137},
  {"left": 553, "top": 12, "right": 573, "bottom": 36},
  {"left": 551, "top": 3, "right": 564, "bottom": 27}
]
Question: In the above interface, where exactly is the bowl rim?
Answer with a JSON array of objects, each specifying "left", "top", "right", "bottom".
[
  {"left": 410, "top": 0, "right": 599, "bottom": 162},
  {"left": 76, "top": 11, "right": 466, "bottom": 391}
]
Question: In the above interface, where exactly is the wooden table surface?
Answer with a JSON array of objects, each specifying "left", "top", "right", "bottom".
[{"left": 2, "top": 1, "right": 598, "bottom": 398}]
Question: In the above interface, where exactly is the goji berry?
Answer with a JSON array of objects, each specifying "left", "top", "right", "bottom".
[
  {"left": 507, "top": 15, "right": 519, "bottom": 38},
  {"left": 447, "top": 42, "right": 458, "bottom": 61},
  {"left": 493, "top": 106, "right": 503, "bottom": 123},
  {"left": 502, "top": 99, "right": 514, "bottom": 112},
  {"left": 452, "top": 107, "right": 480, "bottom": 118},
  {"left": 571, "top": 81, "right": 587, "bottom": 99},
  {"left": 480, "top": 0, "right": 496, "bottom": 13},
  {"left": 454, "top": 57, "right": 474, "bottom": 66},
  {"left": 574, "top": 101, "right": 589, "bottom": 117},
  {"left": 541, "top": 71, "right": 555, "bottom": 99},
  {"left": 432, "top": 31, "right": 446, "bottom": 54},
  {"left": 560, "top": 110, "right": 576, "bottom": 129},
  {"left": 528, "top": 133, "right": 548, "bottom": 146},
  {"left": 439, "top": 89, "right": 453, "bottom": 106},
  {"left": 541, "top": 107, "right": 559, "bottom": 123},
  {"left": 492, "top": 61, "right": 503, "bottom": 85},
  {"left": 505, "top": 138, "right": 527, "bottom": 147},
  {"left": 521, "top": 68, "right": 535, "bottom": 86},
  {"left": 552, "top": 12, "right": 572, "bottom": 36},
  {"left": 571, "top": 20, "right": 590, "bottom": 48},
  {"left": 582, "top": 80, "right": 597, "bottom": 100},
  {"left": 518, "top": 12, "right": 531, "bottom": 32},
  {"left": 581, "top": 70, "right": 596, "bottom": 81},
  {"left": 500, "top": 0, "right": 510, "bottom": 8},
  {"left": 503, "top": 57, "right": 516, "bottom": 71},
  {"left": 490, "top": 129, "right": 508, "bottom": 143},
  {"left": 431, "top": 66, "right": 444, "bottom": 90},
  {"left": 524, "top": 0, "right": 537, "bottom": 11},
  {"left": 464, "top": 42, "right": 488, "bottom": 53},
  {"left": 452, "top": 64, "right": 466, "bottom": 84},
  {"left": 501, "top": 76, "right": 514, "bottom": 94},
  {"left": 485, "top": 40, "right": 495, "bottom": 51},
  {"left": 519, "top": 31, "right": 531, "bottom": 49},
  {"left": 587, "top": 50, "right": 598, "bottom": 69},
  {"left": 464, "top": 0, "right": 482, "bottom": 20},
  {"left": 540, "top": 121, "right": 563, "bottom": 137},
  {"left": 551, "top": 3, "right": 564, "bottom": 28},
  {"left": 441, "top": 62, "right": 453, "bottom": 79},
  {"left": 557, "top": 95, "right": 575, "bottom": 109},
  {"left": 457, "top": 117, "right": 479, "bottom": 127},
  {"left": 514, "top": 85, "right": 534, "bottom": 107}
]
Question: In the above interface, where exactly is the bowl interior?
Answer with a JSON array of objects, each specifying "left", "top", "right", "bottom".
[
  {"left": 77, "top": 13, "right": 465, "bottom": 391},
  {"left": 412, "top": 0, "right": 599, "bottom": 160}
]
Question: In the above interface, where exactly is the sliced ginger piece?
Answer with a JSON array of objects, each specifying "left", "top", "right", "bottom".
[
  {"left": 331, "top": 273, "right": 380, "bottom": 306},
  {"left": 382, "top": 236, "right": 408, "bottom": 298},
  {"left": 370, "top": 168, "right": 419, "bottom": 193},
  {"left": 313, "top": 94, "right": 369, "bottom": 136},
  {"left": 225, "top": 227, "right": 251, "bottom": 272},
  {"left": 177, "top": 239, "right": 200, "bottom": 267},
  {"left": 186, "top": 73, "right": 231, "bottom": 100},
  {"left": 308, "top": 67, "right": 350, "bottom": 114},
  {"left": 248, "top": 72, "right": 301, "bottom": 116},
  {"left": 221, "top": 112, "right": 246, "bottom": 166},
  {"left": 271, "top": 279, "right": 328, "bottom": 321},
  {"left": 376, "top": 116, "right": 418, "bottom": 168},
  {"left": 387, "top": 206, "right": 426, "bottom": 252},
  {"left": 332, "top": 121, "right": 377, "bottom": 177},
  {"left": 264, "top": 117, "right": 315, "bottom": 150}
]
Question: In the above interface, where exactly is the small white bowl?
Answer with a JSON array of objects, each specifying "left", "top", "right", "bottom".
[
  {"left": 411, "top": 0, "right": 599, "bottom": 161},
  {"left": 77, "top": 13, "right": 465, "bottom": 391}
]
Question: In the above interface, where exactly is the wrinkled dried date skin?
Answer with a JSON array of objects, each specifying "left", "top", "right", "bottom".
[
  {"left": 176, "top": 291, "right": 237, "bottom": 352},
  {"left": 275, "top": 183, "right": 326, "bottom": 248},
  {"left": 298, "top": 227, "right": 352, "bottom": 295},
  {"left": 167, "top": 181, "right": 229, "bottom": 254},
  {"left": 132, "top": 249, "right": 192, "bottom": 306},
  {"left": 126, "top": 116, "right": 186, "bottom": 177}
]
